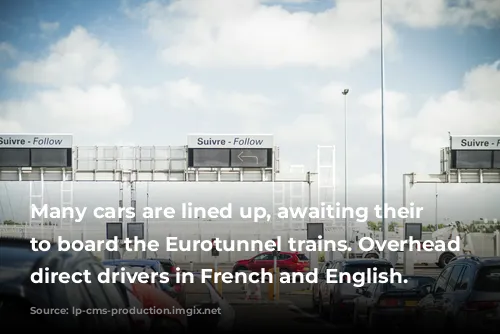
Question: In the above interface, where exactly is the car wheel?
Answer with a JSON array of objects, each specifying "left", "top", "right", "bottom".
[
  {"left": 311, "top": 289, "right": 318, "bottom": 310},
  {"left": 367, "top": 310, "right": 378, "bottom": 329},
  {"left": 328, "top": 296, "right": 339, "bottom": 323},
  {"left": 438, "top": 253, "right": 454, "bottom": 268},
  {"left": 318, "top": 294, "right": 324, "bottom": 316},
  {"left": 353, "top": 308, "right": 361, "bottom": 327}
]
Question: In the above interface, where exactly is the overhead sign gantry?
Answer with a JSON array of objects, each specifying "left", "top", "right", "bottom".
[
  {"left": 402, "top": 134, "right": 500, "bottom": 274},
  {"left": 0, "top": 132, "right": 337, "bottom": 236},
  {"left": 187, "top": 134, "right": 274, "bottom": 169},
  {"left": 0, "top": 134, "right": 73, "bottom": 168}
]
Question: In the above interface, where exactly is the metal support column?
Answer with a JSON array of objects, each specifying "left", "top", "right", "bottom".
[
  {"left": 272, "top": 180, "right": 287, "bottom": 230},
  {"left": 317, "top": 146, "right": 336, "bottom": 228},
  {"left": 402, "top": 173, "right": 415, "bottom": 275},
  {"left": 317, "top": 145, "right": 335, "bottom": 262},
  {"left": 289, "top": 165, "right": 305, "bottom": 230},
  {"left": 60, "top": 170, "right": 75, "bottom": 237},
  {"left": 29, "top": 170, "right": 45, "bottom": 238},
  {"left": 130, "top": 181, "right": 141, "bottom": 258}
]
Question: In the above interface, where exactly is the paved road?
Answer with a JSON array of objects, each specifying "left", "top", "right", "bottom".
[
  {"left": 232, "top": 302, "right": 336, "bottom": 331},
  {"left": 213, "top": 267, "right": 443, "bottom": 330}
]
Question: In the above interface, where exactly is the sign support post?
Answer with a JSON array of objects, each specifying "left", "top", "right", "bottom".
[
  {"left": 403, "top": 223, "right": 422, "bottom": 275},
  {"left": 272, "top": 238, "right": 279, "bottom": 301}
]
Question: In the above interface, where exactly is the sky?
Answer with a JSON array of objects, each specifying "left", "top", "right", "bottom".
[{"left": 0, "top": 0, "right": 500, "bottom": 226}]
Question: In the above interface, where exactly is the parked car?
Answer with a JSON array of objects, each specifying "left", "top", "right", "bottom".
[
  {"left": 148, "top": 257, "right": 177, "bottom": 274},
  {"left": 0, "top": 237, "right": 133, "bottom": 333},
  {"left": 148, "top": 257, "right": 186, "bottom": 303},
  {"left": 416, "top": 255, "right": 500, "bottom": 332},
  {"left": 184, "top": 272, "right": 235, "bottom": 332},
  {"left": 232, "top": 251, "right": 310, "bottom": 274},
  {"left": 103, "top": 259, "right": 186, "bottom": 307},
  {"left": 312, "top": 258, "right": 394, "bottom": 323},
  {"left": 107, "top": 267, "right": 188, "bottom": 334},
  {"left": 352, "top": 275, "right": 436, "bottom": 328}
]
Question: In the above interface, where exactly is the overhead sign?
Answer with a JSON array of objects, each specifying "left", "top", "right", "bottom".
[
  {"left": 106, "top": 222, "right": 123, "bottom": 240},
  {"left": 451, "top": 135, "right": 500, "bottom": 150},
  {"left": 187, "top": 134, "right": 274, "bottom": 168},
  {"left": 230, "top": 149, "right": 269, "bottom": 168},
  {"left": 404, "top": 223, "right": 422, "bottom": 240},
  {"left": 449, "top": 135, "right": 500, "bottom": 169},
  {"left": 187, "top": 134, "right": 274, "bottom": 148},
  {"left": 0, "top": 133, "right": 73, "bottom": 169},
  {"left": 127, "top": 222, "right": 144, "bottom": 239},
  {"left": 307, "top": 223, "right": 324, "bottom": 240},
  {"left": 0, "top": 134, "right": 73, "bottom": 148}
]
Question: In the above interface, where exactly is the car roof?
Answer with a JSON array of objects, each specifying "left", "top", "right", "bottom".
[
  {"left": 0, "top": 237, "right": 93, "bottom": 288},
  {"left": 342, "top": 258, "right": 392, "bottom": 265},
  {"left": 260, "top": 251, "right": 306, "bottom": 255},
  {"left": 148, "top": 258, "right": 173, "bottom": 262},
  {"left": 102, "top": 259, "right": 160, "bottom": 267},
  {"left": 450, "top": 256, "right": 500, "bottom": 266}
]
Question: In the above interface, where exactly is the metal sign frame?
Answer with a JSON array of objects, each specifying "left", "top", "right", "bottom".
[
  {"left": 404, "top": 223, "right": 422, "bottom": 240},
  {"left": 127, "top": 222, "right": 145, "bottom": 240},
  {"left": 306, "top": 222, "right": 324, "bottom": 240},
  {"left": 106, "top": 222, "right": 123, "bottom": 240},
  {"left": 403, "top": 135, "right": 500, "bottom": 228},
  {"left": 0, "top": 133, "right": 336, "bottom": 234}
]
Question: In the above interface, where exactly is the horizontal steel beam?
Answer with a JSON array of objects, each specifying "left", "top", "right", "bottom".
[
  {"left": 0, "top": 169, "right": 310, "bottom": 182},
  {"left": 405, "top": 169, "right": 500, "bottom": 184}
]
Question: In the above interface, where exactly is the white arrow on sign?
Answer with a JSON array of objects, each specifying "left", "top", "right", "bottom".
[{"left": 238, "top": 151, "right": 259, "bottom": 163}]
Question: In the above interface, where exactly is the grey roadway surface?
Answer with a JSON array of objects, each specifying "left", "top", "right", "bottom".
[{"left": 179, "top": 264, "right": 442, "bottom": 330}]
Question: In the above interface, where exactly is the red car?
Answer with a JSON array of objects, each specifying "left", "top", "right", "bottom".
[{"left": 232, "top": 251, "right": 310, "bottom": 274}]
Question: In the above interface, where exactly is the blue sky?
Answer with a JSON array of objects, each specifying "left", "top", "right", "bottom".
[{"left": 0, "top": 0, "right": 500, "bottom": 224}]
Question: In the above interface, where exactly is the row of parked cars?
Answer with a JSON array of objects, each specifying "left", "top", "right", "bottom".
[
  {"left": 0, "top": 237, "right": 235, "bottom": 333},
  {"left": 311, "top": 256, "right": 499, "bottom": 331}
]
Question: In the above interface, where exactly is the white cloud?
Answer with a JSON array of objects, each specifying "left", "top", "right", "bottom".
[
  {"left": 9, "top": 26, "right": 119, "bottom": 86},
  {"left": 316, "top": 82, "right": 351, "bottom": 109},
  {"left": 0, "top": 117, "right": 23, "bottom": 132},
  {"left": 0, "top": 42, "right": 17, "bottom": 59},
  {"left": 353, "top": 173, "right": 381, "bottom": 187},
  {"left": 354, "top": 60, "right": 500, "bottom": 155},
  {"left": 410, "top": 61, "right": 500, "bottom": 154},
  {"left": 131, "top": 77, "right": 276, "bottom": 117},
  {"left": 0, "top": 85, "right": 132, "bottom": 133},
  {"left": 136, "top": 0, "right": 395, "bottom": 68},
  {"left": 129, "top": 0, "right": 500, "bottom": 69},
  {"left": 359, "top": 90, "right": 413, "bottom": 141},
  {"left": 39, "top": 21, "right": 60, "bottom": 33},
  {"left": 384, "top": 0, "right": 500, "bottom": 28}
]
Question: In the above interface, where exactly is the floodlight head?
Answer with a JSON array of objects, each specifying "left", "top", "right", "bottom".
[{"left": 342, "top": 89, "right": 349, "bottom": 95}]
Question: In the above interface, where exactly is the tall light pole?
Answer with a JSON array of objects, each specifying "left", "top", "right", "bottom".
[
  {"left": 342, "top": 89, "right": 350, "bottom": 248},
  {"left": 380, "top": 0, "right": 388, "bottom": 252}
]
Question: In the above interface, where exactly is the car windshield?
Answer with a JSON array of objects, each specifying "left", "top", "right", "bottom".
[
  {"left": 386, "top": 276, "right": 435, "bottom": 290},
  {"left": 343, "top": 264, "right": 392, "bottom": 274},
  {"left": 296, "top": 254, "right": 309, "bottom": 261},
  {"left": 474, "top": 266, "right": 500, "bottom": 292}
]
